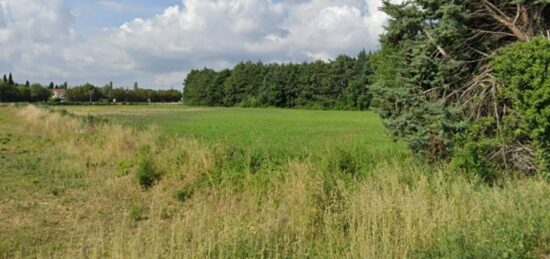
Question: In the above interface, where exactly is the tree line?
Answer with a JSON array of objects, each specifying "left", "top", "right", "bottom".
[
  {"left": 0, "top": 74, "right": 182, "bottom": 103},
  {"left": 65, "top": 82, "right": 182, "bottom": 103},
  {"left": 183, "top": 50, "right": 373, "bottom": 110},
  {"left": 0, "top": 73, "right": 52, "bottom": 102}
]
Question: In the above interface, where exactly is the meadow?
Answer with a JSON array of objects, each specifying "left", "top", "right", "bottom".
[
  {"left": 60, "top": 105, "right": 406, "bottom": 162},
  {"left": 1, "top": 104, "right": 549, "bottom": 258}
]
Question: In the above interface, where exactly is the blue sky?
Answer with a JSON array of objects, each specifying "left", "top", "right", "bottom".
[
  {"left": 0, "top": 0, "right": 391, "bottom": 89},
  {"left": 65, "top": 0, "right": 182, "bottom": 31}
]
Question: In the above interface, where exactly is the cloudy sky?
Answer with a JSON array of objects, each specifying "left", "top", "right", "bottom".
[{"left": 0, "top": 0, "right": 391, "bottom": 89}]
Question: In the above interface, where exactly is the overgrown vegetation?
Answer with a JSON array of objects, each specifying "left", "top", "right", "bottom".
[
  {"left": 492, "top": 37, "right": 550, "bottom": 174},
  {"left": 183, "top": 50, "right": 373, "bottom": 110},
  {"left": 372, "top": 0, "right": 550, "bottom": 178},
  {"left": 1, "top": 105, "right": 549, "bottom": 258}
]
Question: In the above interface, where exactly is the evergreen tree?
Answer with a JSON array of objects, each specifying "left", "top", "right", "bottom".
[
  {"left": 372, "top": 0, "right": 550, "bottom": 174},
  {"left": 8, "top": 73, "right": 14, "bottom": 85}
]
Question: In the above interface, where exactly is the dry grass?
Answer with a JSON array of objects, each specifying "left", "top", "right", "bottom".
[{"left": 1, "top": 105, "right": 549, "bottom": 258}]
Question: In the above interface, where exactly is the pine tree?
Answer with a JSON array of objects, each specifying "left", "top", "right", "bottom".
[
  {"left": 49, "top": 82, "right": 54, "bottom": 89},
  {"left": 25, "top": 81, "right": 30, "bottom": 87},
  {"left": 3, "top": 74, "right": 7, "bottom": 83}
]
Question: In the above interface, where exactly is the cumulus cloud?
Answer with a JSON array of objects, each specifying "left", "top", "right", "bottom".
[{"left": 0, "top": 0, "right": 394, "bottom": 88}]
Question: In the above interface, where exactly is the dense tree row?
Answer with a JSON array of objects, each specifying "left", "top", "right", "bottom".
[
  {"left": 0, "top": 74, "right": 182, "bottom": 103},
  {"left": 65, "top": 82, "right": 182, "bottom": 103},
  {"left": 0, "top": 74, "right": 51, "bottom": 102},
  {"left": 184, "top": 51, "right": 373, "bottom": 110},
  {"left": 371, "top": 0, "right": 549, "bottom": 179}
]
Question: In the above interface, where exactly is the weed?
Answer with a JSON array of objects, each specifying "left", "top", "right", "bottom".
[
  {"left": 136, "top": 157, "right": 158, "bottom": 189},
  {"left": 128, "top": 200, "right": 145, "bottom": 222},
  {"left": 175, "top": 185, "right": 194, "bottom": 202}
]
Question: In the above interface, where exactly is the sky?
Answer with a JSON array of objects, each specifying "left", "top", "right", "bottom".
[{"left": 0, "top": 0, "right": 392, "bottom": 89}]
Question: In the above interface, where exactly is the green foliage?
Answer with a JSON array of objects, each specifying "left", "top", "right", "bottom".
[
  {"left": 128, "top": 200, "right": 145, "bottom": 222},
  {"left": 492, "top": 37, "right": 550, "bottom": 173},
  {"left": 0, "top": 79, "right": 52, "bottom": 103},
  {"left": 451, "top": 117, "right": 506, "bottom": 182},
  {"left": 373, "top": 0, "right": 550, "bottom": 178},
  {"left": 65, "top": 83, "right": 182, "bottom": 103},
  {"left": 183, "top": 50, "right": 373, "bottom": 110},
  {"left": 454, "top": 38, "right": 550, "bottom": 178},
  {"left": 30, "top": 84, "right": 51, "bottom": 102},
  {"left": 135, "top": 150, "right": 159, "bottom": 189}
]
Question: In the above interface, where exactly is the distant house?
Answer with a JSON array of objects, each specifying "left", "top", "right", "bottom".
[{"left": 52, "top": 88, "right": 66, "bottom": 100}]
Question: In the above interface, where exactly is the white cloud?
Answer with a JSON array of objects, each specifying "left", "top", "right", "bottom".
[{"left": 0, "top": 0, "right": 394, "bottom": 88}]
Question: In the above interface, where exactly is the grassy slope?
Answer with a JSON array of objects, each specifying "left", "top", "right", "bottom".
[{"left": 0, "top": 105, "right": 549, "bottom": 258}]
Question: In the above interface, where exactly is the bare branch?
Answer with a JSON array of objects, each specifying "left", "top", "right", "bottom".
[
  {"left": 513, "top": 4, "right": 521, "bottom": 25},
  {"left": 481, "top": 0, "right": 528, "bottom": 41},
  {"left": 422, "top": 28, "right": 454, "bottom": 60}
]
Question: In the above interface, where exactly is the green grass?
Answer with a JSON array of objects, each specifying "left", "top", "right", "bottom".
[{"left": 60, "top": 105, "right": 407, "bottom": 163}]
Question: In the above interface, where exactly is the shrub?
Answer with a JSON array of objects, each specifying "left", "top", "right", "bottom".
[
  {"left": 453, "top": 37, "right": 550, "bottom": 178},
  {"left": 492, "top": 37, "right": 550, "bottom": 174},
  {"left": 135, "top": 156, "right": 159, "bottom": 189},
  {"left": 452, "top": 117, "right": 505, "bottom": 182}
]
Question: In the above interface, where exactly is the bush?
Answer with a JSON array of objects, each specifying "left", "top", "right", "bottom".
[
  {"left": 136, "top": 156, "right": 159, "bottom": 189},
  {"left": 492, "top": 37, "right": 550, "bottom": 174},
  {"left": 453, "top": 37, "right": 550, "bottom": 179},
  {"left": 452, "top": 117, "right": 505, "bottom": 182}
]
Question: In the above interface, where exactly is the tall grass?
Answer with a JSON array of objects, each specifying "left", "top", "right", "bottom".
[{"left": 1, "top": 105, "right": 549, "bottom": 258}]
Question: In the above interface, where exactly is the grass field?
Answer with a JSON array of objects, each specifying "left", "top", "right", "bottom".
[
  {"left": 59, "top": 105, "right": 407, "bottom": 162},
  {"left": 1, "top": 104, "right": 549, "bottom": 258}
]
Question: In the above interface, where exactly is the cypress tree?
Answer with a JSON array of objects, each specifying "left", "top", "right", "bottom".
[{"left": 8, "top": 73, "right": 14, "bottom": 85}]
